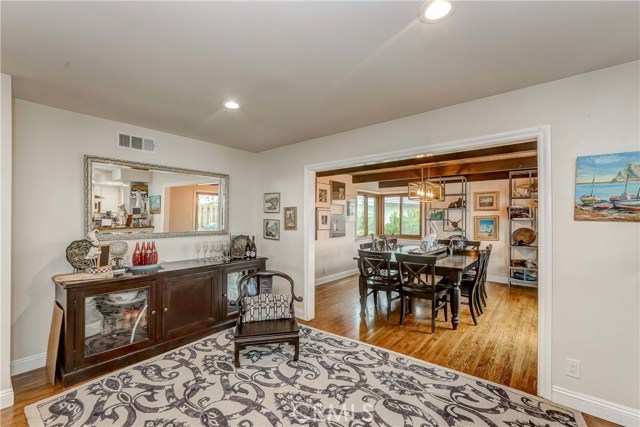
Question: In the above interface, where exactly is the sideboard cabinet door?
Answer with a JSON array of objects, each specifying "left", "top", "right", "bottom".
[
  {"left": 159, "top": 271, "right": 218, "bottom": 339},
  {"left": 75, "top": 280, "right": 156, "bottom": 367}
]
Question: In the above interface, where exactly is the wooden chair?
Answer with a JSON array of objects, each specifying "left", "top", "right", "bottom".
[
  {"left": 359, "top": 242, "right": 374, "bottom": 250},
  {"left": 396, "top": 253, "right": 449, "bottom": 333},
  {"left": 357, "top": 250, "right": 402, "bottom": 320},
  {"left": 230, "top": 271, "right": 303, "bottom": 367},
  {"left": 440, "top": 249, "right": 489, "bottom": 325},
  {"left": 385, "top": 238, "right": 399, "bottom": 250}
]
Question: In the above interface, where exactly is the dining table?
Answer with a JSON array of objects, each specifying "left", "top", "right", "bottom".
[{"left": 355, "top": 245, "right": 478, "bottom": 330}]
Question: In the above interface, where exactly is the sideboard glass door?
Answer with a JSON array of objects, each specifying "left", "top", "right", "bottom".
[{"left": 80, "top": 281, "right": 155, "bottom": 361}]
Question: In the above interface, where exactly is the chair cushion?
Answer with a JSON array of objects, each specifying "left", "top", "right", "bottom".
[{"left": 242, "top": 293, "right": 292, "bottom": 323}]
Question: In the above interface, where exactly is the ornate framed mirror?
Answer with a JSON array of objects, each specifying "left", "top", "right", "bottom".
[{"left": 84, "top": 155, "right": 229, "bottom": 240}]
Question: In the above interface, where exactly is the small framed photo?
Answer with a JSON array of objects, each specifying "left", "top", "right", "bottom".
[
  {"left": 149, "top": 195, "right": 161, "bottom": 214},
  {"left": 429, "top": 208, "right": 445, "bottom": 220},
  {"left": 263, "top": 219, "right": 280, "bottom": 240},
  {"left": 346, "top": 199, "right": 356, "bottom": 222},
  {"left": 97, "top": 244, "right": 111, "bottom": 268},
  {"left": 316, "top": 182, "right": 330, "bottom": 208},
  {"left": 284, "top": 206, "right": 297, "bottom": 230},
  {"left": 474, "top": 191, "right": 499, "bottom": 211},
  {"left": 330, "top": 214, "right": 346, "bottom": 238},
  {"left": 474, "top": 215, "right": 499, "bottom": 241},
  {"left": 316, "top": 208, "right": 330, "bottom": 230},
  {"left": 263, "top": 192, "right": 281, "bottom": 213},
  {"left": 508, "top": 205, "right": 532, "bottom": 219},
  {"left": 331, "top": 180, "right": 346, "bottom": 204}
]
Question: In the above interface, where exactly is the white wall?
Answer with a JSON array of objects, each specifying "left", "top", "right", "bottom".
[
  {"left": 256, "top": 62, "right": 640, "bottom": 416},
  {"left": 0, "top": 74, "right": 14, "bottom": 408},
  {"left": 468, "top": 179, "right": 510, "bottom": 283},
  {"left": 11, "top": 100, "right": 258, "bottom": 368},
  {"left": 314, "top": 174, "right": 358, "bottom": 283}
]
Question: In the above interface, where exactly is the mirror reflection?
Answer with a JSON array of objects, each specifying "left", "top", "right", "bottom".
[{"left": 85, "top": 156, "right": 229, "bottom": 239}]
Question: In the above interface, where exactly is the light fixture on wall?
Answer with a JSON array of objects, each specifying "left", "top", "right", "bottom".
[
  {"left": 408, "top": 165, "right": 444, "bottom": 202},
  {"left": 418, "top": 0, "right": 455, "bottom": 24}
]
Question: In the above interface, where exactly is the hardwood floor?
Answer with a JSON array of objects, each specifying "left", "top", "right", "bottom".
[{"left": 0, "top": 275, "right": 617, "bottom": 426}]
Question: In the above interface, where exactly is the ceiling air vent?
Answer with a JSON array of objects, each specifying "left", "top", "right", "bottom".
[{"left": 116, "top": 132, "right": 156, "bottom": 153}]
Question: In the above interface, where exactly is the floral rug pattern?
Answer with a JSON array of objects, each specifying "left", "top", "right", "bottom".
[{"left": 26, "top": 326, "right": 585, "bottom": 426}]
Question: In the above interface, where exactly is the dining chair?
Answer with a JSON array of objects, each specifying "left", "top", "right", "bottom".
[
  {"left": 357, "top": 250, "right": 402, "bottom": 320},
  {"left": 395, "top": 253, "right": 448, "bottom": 333},
  {"left": 359, "top": 242, "right": 374, "bottom": 250},
  {"left": 478, "top": 244, "right": 492, "bottom": 307},
  {"left": 385, "top": 238, "right": 399, "bottom": 250}
]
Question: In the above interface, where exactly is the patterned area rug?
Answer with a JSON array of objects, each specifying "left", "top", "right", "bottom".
[{"left": 26, "top": 326, "right": 585, "bottom": 426}]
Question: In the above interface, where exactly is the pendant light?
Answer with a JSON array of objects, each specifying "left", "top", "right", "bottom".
[{"left": 408, "top": 165, "right": 444, "bottom": 202}]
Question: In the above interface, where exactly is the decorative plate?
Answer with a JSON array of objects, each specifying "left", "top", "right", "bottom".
[
  {"left": 103, "top": 295, "right": 147, "bottom": 306},
  {"left": 512, "top": 227, "right": 536, "bottom": 245},
  {"left": 65, "top": 239, "right": 94, "bottom": 270},
  {"left": 231, "top": 235, "right": 250, "bottom": 259},
  {"left": 110, "top": 241, "right": 129, "bottom": 257}
]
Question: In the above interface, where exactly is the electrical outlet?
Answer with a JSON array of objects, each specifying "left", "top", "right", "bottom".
[{"left": 566, "top": 358, "right": 581, "bottom": 379}]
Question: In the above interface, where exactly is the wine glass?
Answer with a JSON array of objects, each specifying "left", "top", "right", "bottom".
[
  {"left": 207, "top": 241, "right": 215, "bottom": 261},
  {"left": 195, "top": 241, "right": 202, "bottom": 262},
  {"left": 222, "top": 241, "right": 231, "bottom": 262},
  {"left": 214, "top": 241, "right": 223, "bottom": 261}
]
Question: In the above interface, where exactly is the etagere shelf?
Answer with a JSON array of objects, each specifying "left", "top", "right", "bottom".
[
  {"left": 508, "top": 169, "right": 538, "bottom": 288},
  {"left": 425, "top": 176, "right": 468, "bottom": 239}
]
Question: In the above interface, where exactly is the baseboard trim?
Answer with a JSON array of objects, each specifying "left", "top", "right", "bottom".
[
  {"left": 10, "top": 352, "right": 46, "bottom": 376},
  {"left": 552, "top": 385, "right": 640, "bottom": 426},
  {"left": 487, "top": 275, "right": 508, "bottom": 284},
  {"left": 0, "top": 387, "right": 14, "bottom": 409},
  {"left": 315, "top": 269, "right": 359, "bottom": 286}
]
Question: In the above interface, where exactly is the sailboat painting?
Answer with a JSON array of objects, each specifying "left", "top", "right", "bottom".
[{"left": 575, "top": 151, "right": 640, "bottom": 222}]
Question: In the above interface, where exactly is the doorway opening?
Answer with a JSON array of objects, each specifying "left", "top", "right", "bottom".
[{"left": 302, "top": 126, "right": 551, "bottom": 399}]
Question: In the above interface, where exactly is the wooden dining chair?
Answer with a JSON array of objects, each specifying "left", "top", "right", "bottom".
[
  {"left": 359, "top": 242, "right": 374, "bottom": 250},
  {"left": 357, "top": 250, "right": 402, "bottom": 320},
  {"left": 385, "top": 238, "right": 399, "bottom": 250},
  {"left": 456, "top": 249, "right": 489, "bottom": 325},
  {"left": 395, "top": 253, "right": 449, "bottom": 333},
  {"left": 230, "top": 271, "right": 303, "bottom": 367}
]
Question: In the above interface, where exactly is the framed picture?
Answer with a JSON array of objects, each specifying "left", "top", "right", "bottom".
[
  {"left": 429, "top": 208, "right": 445, "bottom": 220},
  {"left": 149, "top": 195, "right": 161, "bottom": 214},
  {"left": 474, "top": 191, "right": 499, "bottom": 211},
  {"left": 316, "top": 182, "right": 330, "bottom": 208},
  {"left": 346, "top": 199, "right": 355, "bottom": 222},
  {"left": 474, "top": 215, "right": 499, "bottom": 241},
  {"left": 508, "top": 206, "right": 531, "bottom": 219},
  {"left": 263, "top": 219, "right": 280, "bottom": 240},
  {"left": 330, "top": 214, "right": 346, "bottom": 238},
  {"left": 97, "top": 244, "right": 111, "bottom": 268},
  {"left": 263, "top": 192, "right": 281, "bottom": 213},
  {"left": 574, "top": 151, "right": 640, "bottom": 222},
  {"left": 316, "top": 208, "right": 330, "bottom": 230},
  {"left": 331, "top": 180, "right": 346, "bottom": 204},
  {"left": 284, "top": 206, "right": 297, "bottom": 230}
]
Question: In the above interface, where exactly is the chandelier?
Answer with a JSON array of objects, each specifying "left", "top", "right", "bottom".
[{"left": 408, "top": 165, "right": 444, "bottom": 202}]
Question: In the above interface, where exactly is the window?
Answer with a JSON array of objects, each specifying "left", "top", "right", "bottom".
[
  {"left": 356, "top": 193, "right": 377, "bottom": 237},
  {"left": 382, "top": 195, "right": 422, "bottom": 238},
  {"left": 195, "top": 192, "right": 219, "bottom": 231}
]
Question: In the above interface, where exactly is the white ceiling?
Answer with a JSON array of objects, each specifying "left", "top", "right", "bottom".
[{"left": 2, "top": 1, "right": 638, "bottom": 152}]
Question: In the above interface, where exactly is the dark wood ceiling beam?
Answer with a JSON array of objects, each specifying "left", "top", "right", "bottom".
[
  {"left": 316, "top": 140, "right": 537, "bottom": 177},
  {"left": 377, "top": 172, "right": 512, "bottom": 188},
  {"left": 353, "top": 157, "right": 537, "bottom": 183}
]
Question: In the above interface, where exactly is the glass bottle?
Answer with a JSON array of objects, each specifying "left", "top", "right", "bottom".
[
  {"left": 250, "top": 236, "right": 256, "bottom": 259},
  {"left": 145, "top": 242, "right": 152, "bottom": 265},
  {"left": 151, "top": 241, "right": 158, "bottom": 264},
  {"left": 132, "top": 242, "right": 142, "bottom": 266},
  {"left": 244, "top": 240, "right": 251, "bottom": 259}
]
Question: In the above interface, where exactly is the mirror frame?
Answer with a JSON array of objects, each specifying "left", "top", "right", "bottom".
[{"left": 84, "top": 155, "right": 230, "bottom": 241}]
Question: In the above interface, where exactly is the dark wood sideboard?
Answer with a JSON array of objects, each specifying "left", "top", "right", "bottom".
[{"left": 53, "top": 257, "right": 266, "bottom": 386}]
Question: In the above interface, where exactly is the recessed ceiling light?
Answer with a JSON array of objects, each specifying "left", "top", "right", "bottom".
[
  {"left": 223, "top": 100, "right": 240, "bottom": 110},
  {"left": 419, "top": 0, "right": 455, "bottom": 23}
]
